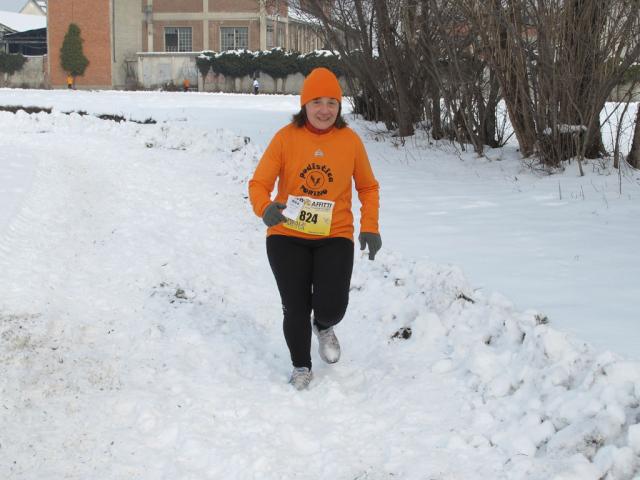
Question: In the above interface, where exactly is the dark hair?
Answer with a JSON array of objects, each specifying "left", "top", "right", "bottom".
[{"left": 292, "top": 105, "right": 348, "bottom": 129}]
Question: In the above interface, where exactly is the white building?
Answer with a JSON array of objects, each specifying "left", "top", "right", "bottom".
[
  {"left": 0, "top": 0, "right": 45, "bottom": 16},
  {"left": 21, "top": 0, "right": 46, "bottom": 16}
]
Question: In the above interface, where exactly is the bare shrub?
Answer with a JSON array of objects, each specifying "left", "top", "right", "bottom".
[{"left": 461, "top": 0, "right": 640, "bottom": 171}]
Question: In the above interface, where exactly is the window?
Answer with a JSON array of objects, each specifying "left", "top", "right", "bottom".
[
  {"left": 165, "top": 27, "right": 192, "bottom": 52},
  {"left": 267, "top": 23, "right": 274, "bottom": 49},
  {"left": 277, "top": 26, "right": 284, "bottom": 48},
  {"left": 220, "top": 27, "right": 248, "bottom": 51},
  {"left": 267, "top": 22, "right": 284, "bottom": 49}
]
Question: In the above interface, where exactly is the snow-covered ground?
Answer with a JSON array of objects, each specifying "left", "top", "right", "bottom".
[{"left": 0, "top": 89, "right": 639, "bottom": 479}]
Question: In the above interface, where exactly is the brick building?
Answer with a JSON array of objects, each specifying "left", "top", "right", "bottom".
[{"left": 47, "top": 0, "right": 325, "bottom": 89}]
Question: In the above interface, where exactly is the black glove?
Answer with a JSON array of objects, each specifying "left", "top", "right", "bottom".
[
  {"left": 262, "top": 202, "right": 286, "bottom": 227},
  {"left": 358, "top": 232, "right": 382, "bottom": 261}
]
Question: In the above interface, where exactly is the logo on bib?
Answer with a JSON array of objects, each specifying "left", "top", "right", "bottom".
[{"left": 314, "top": 149, "right": 324, "bottom": 157}]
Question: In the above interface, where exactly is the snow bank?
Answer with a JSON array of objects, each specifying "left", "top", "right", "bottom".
[{"left": 351, "top": 250, "right": 640, "bottom": 478}]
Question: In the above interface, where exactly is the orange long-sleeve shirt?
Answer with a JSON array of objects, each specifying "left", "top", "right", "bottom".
[{"left": 249, "top": 123, "right": 379, "bottom": 241}]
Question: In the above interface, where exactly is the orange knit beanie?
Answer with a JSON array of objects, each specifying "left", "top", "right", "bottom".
[{"left": 299, "top": 67, "right": 342, "bottom": 106}]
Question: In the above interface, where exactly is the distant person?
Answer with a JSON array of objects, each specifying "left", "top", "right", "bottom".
[
  {"left": 253, "top": 78, "right": 260, "bottom": 95},
  {"left": 67, "top": 74, "right": 73, "bottom": 90},
  {"left": 249, "top": 68, "right": 381, "bottom": 390},
  {"left": 183, "top": 78, "right": 190, "bottom": 92}
]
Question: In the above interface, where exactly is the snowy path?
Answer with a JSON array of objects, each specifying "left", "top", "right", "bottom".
[
  {"left": 0, "top": 111, "right": 639, "bottom": 479},
  {"left": 0, "top": 112, "right": 499, "bottom": 478}
]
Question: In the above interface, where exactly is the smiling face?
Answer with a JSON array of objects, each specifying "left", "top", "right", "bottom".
[{"left": 305, "top": 97, "right": 340, "bottom": 130}]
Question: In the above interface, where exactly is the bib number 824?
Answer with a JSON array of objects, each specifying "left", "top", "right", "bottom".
[{"left": 299, "top": 210, "right": 318, "bottom": 224}]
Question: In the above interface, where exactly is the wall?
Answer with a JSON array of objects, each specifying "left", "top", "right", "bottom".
[
  {"left": 136, "top": 53, "right": 350, "bottom": 95},
  {"left": 2, "top": 55, "right": 47, "bottom": 88},
  {"left": 138, "top": 52, "right": 199, "bottom": 88},
  {"left": 198, "top": 71, "right": 350, "bottom": 96},
  {"left": 210, "top": 0, "right": 258, "bottom": 13},
  {"left": 200, "top": 71, "right": 306, "bottom": 94},
  {"left": 136, "top": 53, "right": 307, "bottom": 93},
  {"left": 48, "top": 0, "right": 112, "bottom": 88},
  {"left": 113, "top": 0, "right": 142, "bottom": 88},
  {"left": 610, "top": 83, "right": 640, "bottom": 102},
  {"left": 136, "top": 0, "right": 318, "bottom": 53},
  {"left": 154, "top": 0, "right": 202, "bottom": 13}
]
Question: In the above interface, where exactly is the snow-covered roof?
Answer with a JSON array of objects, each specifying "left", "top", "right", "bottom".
[{"left": 0, "top": 9, "right": 45, "bottom": 32}]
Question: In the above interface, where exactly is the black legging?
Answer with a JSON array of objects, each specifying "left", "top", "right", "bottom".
[{"left": 266, "top": 235, "right": 354, "bottom": 369}]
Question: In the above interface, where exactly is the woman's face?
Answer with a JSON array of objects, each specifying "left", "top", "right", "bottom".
[{"left": 305, "top": 97, "right": 340, "bottom": 130}]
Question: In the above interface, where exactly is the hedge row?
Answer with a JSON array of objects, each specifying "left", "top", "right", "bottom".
[
  {"left": 196, "top": 49, "right": 345, "bottom": 79},
  {"left": 0, "top": 52, "right": 26, "bottom": 75}
]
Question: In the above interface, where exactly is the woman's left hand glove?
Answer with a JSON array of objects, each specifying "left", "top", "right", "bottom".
[{"left": 358, "top": 232, "right": 382, "bottom": 261}]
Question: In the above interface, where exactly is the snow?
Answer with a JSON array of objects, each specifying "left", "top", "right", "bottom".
[
  {"left": 543, "top": 124, "right": 588, "bottom": 135},
  {"left": 302, "top": 49, "right": 340, "bottom": 58},
  {"left": 630, "top": 424, "right": 640, "bottom": 454},
  {"left": 0, "top": 9, "right": 45, "bottom": 32},
  {"left": 214, "top": 49, "right": 260, "bottom": 58},
  {"left": 0, "top": 138, "right": 37, "bottom": 234},
  {"left": 0, "top": 89, "right": 639, "bottom": 479}
]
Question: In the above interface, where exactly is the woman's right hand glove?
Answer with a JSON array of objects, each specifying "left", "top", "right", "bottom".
[{"left": 262, "top": 202, "right": 287, "bottom": 227}]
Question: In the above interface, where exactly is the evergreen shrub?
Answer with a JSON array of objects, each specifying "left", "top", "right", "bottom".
[
  {"left": 200, "top": 49, "right": 344, "bottom": 80},
  {"left": 255, "top": 49, "right": 299, "bottom": 79},
  {"left": 211, "top": 50, "right": 256, "bottom": 78},
  {"left": 0, "top": 52, "right": 27, "bottom": 75},
  {"left": 297, "top": 51, "right": 344, "bottom": 77},
  {"left": 60, "top": 23, "right": 89, "bottom": 77}
]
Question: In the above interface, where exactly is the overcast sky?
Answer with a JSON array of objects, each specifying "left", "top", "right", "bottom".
[{"left": 0, "top": 0, "right": 26, "bottom": 13}]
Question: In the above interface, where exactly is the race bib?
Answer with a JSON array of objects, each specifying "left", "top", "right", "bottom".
[{"left": 282, "top": 196, "right": 335, "bottom": 236}]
